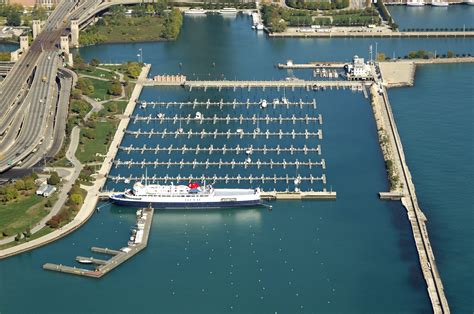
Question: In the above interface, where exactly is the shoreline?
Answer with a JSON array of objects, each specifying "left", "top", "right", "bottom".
[{"left": 0, "top": 64, "right": 151, "bottom": 260}]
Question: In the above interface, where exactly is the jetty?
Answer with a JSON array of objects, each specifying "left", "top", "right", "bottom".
[
  {"left": 140, "top": 79, "right": 367, "bottom": 90},
  {"left": 371, "top": 83, "right": 449, "bottom": 313},
  {"left": 118, "top": 144, "right": 321, "bottom": 155},
  {"left": 137, "top": 99, "right": 318, "bottom": 109},
  {"left": 43, "top": 207, "right": 154, "bottom": 279}
]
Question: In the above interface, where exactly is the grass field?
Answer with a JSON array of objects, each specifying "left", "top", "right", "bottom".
[
  {"left": 77, "top": 67, "right": 118, "bottom": 80},
  {"left": 88, "top": 78, "right": 112, "bottom": 101},
  {"left": 76, "top": 121, "right": 118, "bottom": 163},
  {"left": 0, "top": 194, "right": 51, "bottom": 238},
  {"left": 0, "top": 226, "right": 54, "bottom": 250}
]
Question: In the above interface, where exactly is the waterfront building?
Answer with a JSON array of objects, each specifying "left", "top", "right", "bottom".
[{"left": 346, "top": 55, "right": 372, "bottom": 80}]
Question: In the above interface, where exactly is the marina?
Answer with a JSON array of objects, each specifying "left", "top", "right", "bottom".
[
  {"left": 43, "top": 207, "right": 154, "bottom": 278},
  {"left": 1, "top": 11, "right": 472, "bottom": 314}
]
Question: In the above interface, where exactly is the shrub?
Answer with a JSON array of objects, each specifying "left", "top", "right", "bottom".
[{"left": 48, "top": 172, "right": 61, "bottom": 185}]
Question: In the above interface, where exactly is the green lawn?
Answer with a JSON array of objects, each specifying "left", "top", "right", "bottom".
[
  {"left": 0, "top": 194, "right": 50, "bottom": 238},
  {"left": 77, "top": 67, "right": 117, "bottom": 80},
  {"left": 88, "top": 78, "right": 112, "bottom": 101},
  {"left": 76, "top": 121, "right": 118, "bottom": 163},
  {"left": 100, "top": 100, "right": 128, "bottom": 116},
  {"left": 0, "top": 226, "right": 54, "bottom": 250}
]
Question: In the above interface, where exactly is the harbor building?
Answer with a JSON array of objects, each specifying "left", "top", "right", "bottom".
[{"left": 345, "top": 55, "right": 372, "bottom": 80}]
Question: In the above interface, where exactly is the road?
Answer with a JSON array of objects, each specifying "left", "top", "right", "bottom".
[{"left": 0, "top": 0, "right": 78, "bottom": 173}]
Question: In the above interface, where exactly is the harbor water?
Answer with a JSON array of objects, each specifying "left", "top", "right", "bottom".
[
  {"left": 0, "top": 14, "right": 473, "bottom": 313},
  {"left": 387, "top": 5, "right": 474, "bottom": 30}
]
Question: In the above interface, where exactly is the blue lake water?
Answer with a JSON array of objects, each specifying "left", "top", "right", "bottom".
[
  {"left": 0, "top": 14, "right": 472, "bottom": 313},
  {"left": 388, "top": 5, "right": 474, "bottom": 30}
]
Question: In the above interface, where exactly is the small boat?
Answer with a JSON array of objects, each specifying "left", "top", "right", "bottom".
[
  {"left": 77, "top": 258, "right": 93, "bottom": 264},
  {"left": 245, "top": 157, "right": 252, "bottom": 164},
  {"left": 140, "top": 102, "right": 147, "bottom": 109},
  {"left": 431, "top": 0, "right": 449, "bottom": 5},
  {"left": 195, "top": 111, "right": 203, "bottom": 119},
  {"left": 407, "top": 0, "right": 425, "bottom": 6},
  {"left": 272, "top": 98, "right": 280, "bottom": 105},
  {"left": 120, "top": 247, "right": 132, "bottom": 253},
  {"left": 236, "top": 128, "right": 244, "bottom": 134},
  {"left": 281, "top": 97, "right": 289, "bottom": 105},
  {"left": 184, "top": 8, "right": 207, "bottom": 16},
  {"left": 260, "top": 99, "right": 268, "bottom": 108},
  {"left": 157, "top": 113, "right": 164, "bottom": 119},
  {"left": 124, "top": 178, "right": 130, "bottom": 184},
  {"left": 219, "top": 7, "right": 238, "bottom": 15},
  {"left": 245, "top": 148, "right": 253, "bottom": 155},
  {"left": 256, "top": 23, "right": 264, "bottom": 31}
]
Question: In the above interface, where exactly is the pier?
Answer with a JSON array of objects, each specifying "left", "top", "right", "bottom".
[
  {"left": 124, "top": 129, "right": 323, "bottom": 140},
  {"left": 119, "top": 144, "right": 321, "bottom": 155},
  {"left": 137, "top": 99, "right": 318, "bottom": 109},
  {"left": 140, "top": 79, "right": 367, "bottom": 90},
  {"left": 43, "top": 207, "right": 154, "bottom": 279},
  {"left": 371, "top": 84, "right": 449, "bottom": 313}
]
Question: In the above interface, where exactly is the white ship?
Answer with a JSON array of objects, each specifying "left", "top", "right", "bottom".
[
  {"left": 219, "top": 7, "right": 238, "bottom": 15},
  {"left": 407, "top": 0, "right": 425, "bottom": 6},
  {"left": 465, "top": 0, "right": 474, "bottom": 5},
  {"left": 431, "top": 0, "right": 449, "bottom": 6},
  {"left": 110, "top": 181, "right": 262, "bottom": 209},
  {"left": 184, "top": 8, "right": 207, "bottom": 16}
]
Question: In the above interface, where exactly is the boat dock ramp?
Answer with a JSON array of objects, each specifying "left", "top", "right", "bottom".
[
  {"left": 124, "top": 129, "right": 323, "bottom": 140},
  {"left": 137, "top": 99, "right": 318, "bottom": 109},
  {"left": 118, "top": 144, "right": 322, "bottom": 156},
  {"left": 43, "top": 207, "right": 154, "bottom": 279},
  {"left": 108, "top": 174, "right": 327, "bottom": 185},
  {"left": 131, "top": 113, "right": 323, "bottom": 125},
  {"left": 140, "top": 79, "right": 367, "bottom": 91},
  {"left": 112, "top": 158, "right": 326, "bottom": 170}
]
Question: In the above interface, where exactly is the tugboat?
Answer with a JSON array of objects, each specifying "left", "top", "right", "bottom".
[{"left": 110, "top": 181, "right": 262, "bottom": 209}]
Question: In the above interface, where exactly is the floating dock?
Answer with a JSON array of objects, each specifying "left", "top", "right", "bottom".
[{"left": 43, "top": 207, "right": 154, "bottom": 279}]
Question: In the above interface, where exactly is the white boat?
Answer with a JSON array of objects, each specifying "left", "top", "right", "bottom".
[
  {"left": 184, "top": 8, "right": 207, "bottom": 16},
  {"left": 110, "top": 182, "right": 262, "bottom": 209},
  {"left": 466, "top": 0, "right": 474, "bottom": 5},
  {"left": 77, "top": 258, "right": 93, "bottom": 264},
  {"left": 256, "top": 23, "right": 264, "bottom": 31},
  {"left": 272, "top": 98, "right": 280, "bottom": 105},
  {"left": 195, "top": 111, "right": 203, "bottom": 119},
  {"left": 431, "top": 0, "right": 449, "bottom": 5},
  {"left": 281, "top": 97, "right": 289, "bottom": 105},
  {"left": 219, "top": 7, "right": 238, "bottom": 15},
  {"left": 407, "top": 0, "right": 425, "bottom": 6},
  {"left": 260, "top": 99, "right": 268, "bottom": 108}
]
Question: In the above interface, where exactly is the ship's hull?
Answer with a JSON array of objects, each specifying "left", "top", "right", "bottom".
[{"left": 109, "top": 194, "right": 261, "bottom": 209}]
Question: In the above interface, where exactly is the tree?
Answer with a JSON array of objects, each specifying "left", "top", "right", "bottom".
[
  {"left": 45, "top": 199, "right": 53, "bottom": 208},
  {"left": 14, "top": 179, "right": 25, "bottom": 191},
  {"left": 24, "top": 178, "right": 35, "bottom": 190},
  {"left": 90, "top": 58, "right": 100, "bottom": 67},
  {"left": 376, "top": 53, "right": 386, "bottom": 61},
  {"left": 77, "top": 77, "right": 94, "bottom": 95},
  {"left": 107, "top": 80, "right": 122, "bottom": 96},
  {"left": 71, "top": 88, "right": 82, "bottom": 100},
  {"left": 70, "top": 193, "right": 83, "bottom": 206},
  {"left": 447, "top": 50, "right": 455, "bottom": 58},
  {"left": 5, "top": 186, "right": 18, "bottom": 201},
  {"left": 48, "top": 172, "right": 61, "bottom": 185},
  {"left": 6, "top": 11, "right": 21, "bottom": 26}
]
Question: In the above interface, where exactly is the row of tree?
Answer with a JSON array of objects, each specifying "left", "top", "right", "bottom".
[
  {"left": 287, "top": 0, "right": 350, "bottom": 11},
  {"left": 0, "top": 173, "right": 38, "bottom": 203}
]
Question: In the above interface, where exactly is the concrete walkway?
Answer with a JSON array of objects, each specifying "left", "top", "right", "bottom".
[{"left": 0, "top": 64, "right": 151, "bottom": 259}]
